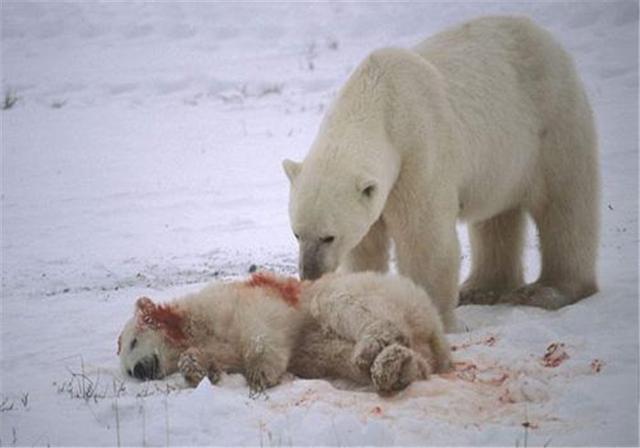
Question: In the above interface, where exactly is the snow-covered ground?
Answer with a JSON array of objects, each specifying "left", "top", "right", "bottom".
[{"left": 1, "top": 2, "right": 638, "bottom": 446}]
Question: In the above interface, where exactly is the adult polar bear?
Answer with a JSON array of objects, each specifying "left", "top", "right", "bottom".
[{"left": 283, "top": 16, "right": 599, "bottom": 331}]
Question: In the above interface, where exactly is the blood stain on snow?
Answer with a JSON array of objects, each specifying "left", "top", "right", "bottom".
[
  {"left": 498, "top": 388, "right": 516, "bottom": 404},
  {"left": 541, "top": 343, "right": 569, "bottom": 368},
  {"left": 590, "top": 359, "right": 605, "bottom": 373},
  {"left": 443, "top": 361, "right": 510, "bottom": 386},
  {"left": 451, "top": 335, "right": 497, "bottom": 352}
]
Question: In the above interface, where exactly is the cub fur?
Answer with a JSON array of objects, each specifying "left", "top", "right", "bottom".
[{"left": 117, "top": 271, "right": 452, "bottom": 394}]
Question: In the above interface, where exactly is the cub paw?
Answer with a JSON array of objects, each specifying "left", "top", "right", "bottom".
[
  {"left": 178, "top": 348, "right": 208, "bottom": 387},
  {"left": 245, "top": 365, "right": 281, "bottom": 395},
  {"left": 370, "top": 344, "right": 430, "bottom": 394},
  {"left": 352, "top": 321, "right": 410, "bottom": 373}
]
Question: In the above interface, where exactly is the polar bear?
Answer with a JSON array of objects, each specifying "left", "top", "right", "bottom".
[
  {"left": 118, "top": 271, "right": 452, "bottom": 394},
  {"left": 283, "top": 16, "right": 599, "bottom": 330}
]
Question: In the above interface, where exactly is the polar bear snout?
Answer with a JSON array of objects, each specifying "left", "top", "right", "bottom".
[
  {"left": 300, "top": 248, "right": 323, "bottom": 280},
  {"left": 299, "top": 240, "right": 338, "bottom": 280},
  {"left": 301, "top": 264, "right": 322, "bottom": 280}
]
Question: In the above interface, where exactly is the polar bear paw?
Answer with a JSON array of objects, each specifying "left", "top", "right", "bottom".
[
  {"left": 352, "top": 321, "right": 410, "bottom": 374},
  {"left": 370, "top": 344, "right": 431, "bottom": 394},
  {"left": 458, "top": 287, "right": 502, "bottom": 305},
  {"left": 500, "top": 283, "right": 568, "bottom": 309}
]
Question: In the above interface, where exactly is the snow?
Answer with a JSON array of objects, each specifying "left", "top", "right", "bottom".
[{"left": 1, "top": 1, "right": 638, "bottom": 446}]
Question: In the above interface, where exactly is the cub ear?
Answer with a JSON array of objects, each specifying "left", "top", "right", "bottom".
[
  {"left": 282, "top": 159, "right": 302, "bottom": 183},
  {"left": 357, "top": 179, "right": 377, "bottom": 199},
  {"left": 135, "top": 297, "right": 157, "bottom": 323}
]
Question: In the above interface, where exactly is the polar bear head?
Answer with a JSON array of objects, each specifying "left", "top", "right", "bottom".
[
  {"left": 283, "top": 156, "right": 390, "bottom": 280},
  {"left": 282, "top": 50, "right": 406, "bottom": 280}
]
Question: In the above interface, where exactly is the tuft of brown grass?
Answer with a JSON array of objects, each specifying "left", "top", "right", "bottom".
[{"left": 2, "top": 89, "right": 19, "bottom": 110}]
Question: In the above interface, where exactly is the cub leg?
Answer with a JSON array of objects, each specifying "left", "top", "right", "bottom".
[
  {"left": 340, "top": 217, "right": 390, "bottom": 273},
  {"left": 459, "top": 208, "right": 526, "bottom": 305},
  {"left": 352, "top": 320, "right": 411, "bottom": 374},
  {"left": 289, "top": 322, "right": 371, "bottom": 385},
  {"left": 310, "top": 291, "right": 410, "bottom": 373},
  {"left": 241, "top": 323, "right": 293, "bottom": 393}
]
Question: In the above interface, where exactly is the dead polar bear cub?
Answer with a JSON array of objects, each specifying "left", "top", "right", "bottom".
[
  {"left": 118, "top": 272, "right": 452, "bottom": 394},
  {"left": 283, "top": 16, "right": 599, "bottom": 330}
]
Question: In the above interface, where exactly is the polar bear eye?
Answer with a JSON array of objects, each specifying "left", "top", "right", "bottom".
[
  {"left": 293, "top": 232, "right": 300, "bottom": 240},
  {"left": 321, "top": 236, "right": 335, "bottom": 244},
  {"left": 130, "top": 338, "right": 138, "bottom": 351},
  {"left": 362, "top": 185, "right": 375, "bottom": 198}
]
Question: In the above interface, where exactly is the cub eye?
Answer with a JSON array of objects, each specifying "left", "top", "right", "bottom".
[
  {"left": 293, "top": 232, "right": 300, "bottom": 240},
  {"left": 130, "top": 338, "right": 138, "bottom": 351},
  {"left": 321, "top": 236, "right": 335, "bottom": 244}
]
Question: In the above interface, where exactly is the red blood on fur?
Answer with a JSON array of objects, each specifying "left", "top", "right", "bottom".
[
  {"left": 136, "top": 298, "right": 188, "bottom": 346},
  {"left": 246, "top": 272, "right": 301, "bottom": 307}
]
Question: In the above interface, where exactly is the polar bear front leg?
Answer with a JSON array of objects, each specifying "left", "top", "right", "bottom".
[
  {"left": 391, "top": 212, "right": 460, "bottom": 332},
  {"left": 340, "top": 217, "right": 390, "bottom": 273},
  {"left": 459, "top": 208, "right": 526, "bottom": 305}
]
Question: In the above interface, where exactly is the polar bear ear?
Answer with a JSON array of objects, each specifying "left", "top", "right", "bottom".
[
  {"left": 358, "top": 179, "right": 377, "bottom": 199},
  {"left": 282, "top": 159, "right": 302, "bottom": 183}
]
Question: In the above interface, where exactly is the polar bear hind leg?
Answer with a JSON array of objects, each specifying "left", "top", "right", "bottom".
[
  {"left": 459, "top": 208, "right": 526, "bottom": 305},
  {"left": 504, "top": 116, "right": 599, "bottom": 309},
  {"left": 505, "top": 192, "right": 599, "bottom": 309}
]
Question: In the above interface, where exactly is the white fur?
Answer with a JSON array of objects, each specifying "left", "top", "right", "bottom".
[
  {"left": 118, "top": 272, "right": 452, "bottom": 394},
  {"left": 284, "top": 16, "right": 599, "bottom": 330}
]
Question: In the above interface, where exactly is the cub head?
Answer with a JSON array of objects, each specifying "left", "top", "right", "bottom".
[
  {"left": 283, "top": 158, "right": 388, "bottom": 280},
  {"left": 117, "top": 297, "right": 186, "bottom": 381}
]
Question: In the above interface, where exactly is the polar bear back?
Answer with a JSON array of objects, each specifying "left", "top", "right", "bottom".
[{"left": 408, "top": 16, "right": 592, "bottom": 220}]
